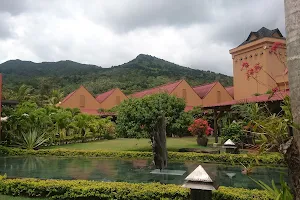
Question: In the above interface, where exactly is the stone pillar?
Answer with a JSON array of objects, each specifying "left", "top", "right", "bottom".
[{"left": 182, "top": 165, "right": 216, "bottom": 200}]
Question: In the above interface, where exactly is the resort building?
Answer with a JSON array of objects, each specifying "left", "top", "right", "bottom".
[
  {"left": 193, "top": 82, "right": 233, "bottom": 107},
  {"left": 230, "top": 27, "right": 287, "bottom": 100},
  {"left": 57, "top": 86, "right": 101, "bottom": 115},
  {"left": 96, "top": 88, "right": 128, "bottom": 110},
  {"left": 130, "top": 79, "right": 202, "bottom": 108}
]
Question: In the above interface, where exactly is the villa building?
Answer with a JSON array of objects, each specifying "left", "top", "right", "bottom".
[
  {"left": 96, "top": 88, "right": 128, "bottom": 110},
  {"left": 130, "top": 79, "right": 202, "bottom": 108},
  {"left": 193, "top": 82, "right": 233, "bottom": 107},
  {"left": 57, "top": 86, "right": 101, "bottom": 115}
]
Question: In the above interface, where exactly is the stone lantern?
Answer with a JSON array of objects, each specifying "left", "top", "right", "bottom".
[
  {"left": 182, "top": 165, "right": 216, "bottom": 200},
  {"left": 222, "top": 139, "right": 237, "bottom": 154}
]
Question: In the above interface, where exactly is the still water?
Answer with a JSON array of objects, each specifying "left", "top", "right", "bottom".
[{"left": 0, "top": 156, "right": 287, "bottom": 189}]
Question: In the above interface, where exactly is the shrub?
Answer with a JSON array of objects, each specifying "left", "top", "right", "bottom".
[
  {"left": 188, "top": 118, "right": 213, "bottom": 137},
  {"left": 0, "top": 176, "right": 190, "bottom": 200},
  {"left": 0, "top": 146, "right": 285, "bottom": 166},
  {"left": 0, "top": 176, "right": 272, "bottom": 200},
  {"left": 221, "top": 122, "right": 245, "bottom": 143},
  {"left": 213, "top": 186, "right": 272, "bottom": 200}
]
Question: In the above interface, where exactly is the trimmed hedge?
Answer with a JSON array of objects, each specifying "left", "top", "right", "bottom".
[
  {"left": 0, "top": 176, "right": 273, "bottom": 200},
  {"left": 0, "top": 146, "right": 284, "bottom": 165},
  {"left": 214, "top": 187, "right": 272, "bottom": 200},
  {"left": 0, "top": 177, "right": 189, "bottom": 200}
]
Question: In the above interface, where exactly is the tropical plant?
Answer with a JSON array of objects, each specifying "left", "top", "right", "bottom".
[
  {"left": 249, "top": 175, "right": 293, "bottom": 200},
  {"left": 221, "top": 121, "right": 245, "bottom": 144},
  {"left": 70, "top": 114, "right": 92, "bottom": 137},
  {"left": 47, "top": 89, "right": 64, "bottom": 105},
  {"left": 15, "top": 129, "right": 49, "bottom": 150}
]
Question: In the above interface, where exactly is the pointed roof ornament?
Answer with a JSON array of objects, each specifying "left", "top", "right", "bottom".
[
  {"left": 182, "top": 165, "right": 216, "bottom": 190},
  {"left": 224, "top": 139, "right": 235, "bottom": 146},
  {"left": 185, "top": 165, "right": 213, "bottom": 182}
]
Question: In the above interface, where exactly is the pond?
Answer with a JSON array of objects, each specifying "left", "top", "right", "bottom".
[{"left": 0, "top": 156, "right": 287, "bottom": 189}]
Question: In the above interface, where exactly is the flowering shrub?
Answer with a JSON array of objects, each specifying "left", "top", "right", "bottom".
[{"left": 188, "top": 118, "right": 213, "bottom": 137}]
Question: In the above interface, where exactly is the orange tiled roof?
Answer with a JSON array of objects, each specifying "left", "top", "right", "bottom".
[
  {"left": 225, "top": 86, "right": 234, "bottom": 98},
  {"left": 204, "top": 90, "right": 289, "bottom": 108},
  {"left": 131, "top": 80, "right": 183, "bottom": 98},
  {"left": 96, "top": 89, "right": 116, "bottom": 103},
  {"left": 193, "top": 82, "right": 217, "bottom": 98}
]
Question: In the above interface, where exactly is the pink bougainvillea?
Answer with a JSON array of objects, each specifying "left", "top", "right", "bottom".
[
  {"left": 188, "top": 118, "right": 213, "bottom": 137},
  {"left": 270, "top": 42, "right": 283, "bottom": 52}
]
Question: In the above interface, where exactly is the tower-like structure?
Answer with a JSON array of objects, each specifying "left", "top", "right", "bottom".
[{"left": 230, "top": 27, "right": 287, "bottom": 100}]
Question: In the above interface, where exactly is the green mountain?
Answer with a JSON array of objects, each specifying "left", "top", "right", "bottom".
[{"left": 0, "top": 54, "right": 233, "bottom": 97}]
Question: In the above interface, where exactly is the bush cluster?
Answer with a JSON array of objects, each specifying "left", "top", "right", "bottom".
[
  {"left": 2, "top": 102, "right": 116, "bottom": 149},
  {"left": 213, "top": 186, "right": 272, "bottom": 200},
  {"left": 0, "top": 176, "right": 272, "bottom": 200},
  {"left": 0, "top": 146, "right": 285, "bottom": 166}
]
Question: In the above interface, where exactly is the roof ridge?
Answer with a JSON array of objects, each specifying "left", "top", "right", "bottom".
[
  {"left": 193, "top": 81, "right": 217, "bottom": 88},
  {"left": 96, "top": 88, "right": 116, "bottom": 103},
  {"left": 131, "top": 79, "right": 183, "bottom": 96}
]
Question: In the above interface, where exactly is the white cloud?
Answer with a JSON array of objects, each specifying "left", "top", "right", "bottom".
[{"left": 0, "top": 0, "right": 285, "bottom": 75}]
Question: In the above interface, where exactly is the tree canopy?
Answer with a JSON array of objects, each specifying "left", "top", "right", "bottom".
[{"left": 116, "top": 93, "right": 192, "bottom": 138}]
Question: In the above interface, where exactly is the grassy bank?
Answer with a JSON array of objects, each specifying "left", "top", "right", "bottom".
[
  {"left": 0, "top": 145, "right": 284, "bottom": 166},
  {"left": 47, "top": 137, "right": 218, "bottom": 151}
]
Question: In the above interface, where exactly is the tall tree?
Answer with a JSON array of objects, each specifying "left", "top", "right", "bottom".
[{"left": 284, "top": 0, "right": 300, "bottom": 198}]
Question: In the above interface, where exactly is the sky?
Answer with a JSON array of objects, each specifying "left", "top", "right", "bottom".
[{"left": 0, "top": 0, "right": 285, "bottom": 75}]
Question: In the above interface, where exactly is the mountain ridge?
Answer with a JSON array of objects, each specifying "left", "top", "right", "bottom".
[{"left": 0, "top": 54, "right": 233, "bottom": 97}]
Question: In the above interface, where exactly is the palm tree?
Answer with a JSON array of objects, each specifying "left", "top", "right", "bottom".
[
  {"left": 48, "top": 89, "right": 64, "bottom": 105},
  {"left": 15, "top": 84, "right": 32, "bottom": 102},
  {"left": 284, "top": 0, "right": 300, "bottom": 198}
]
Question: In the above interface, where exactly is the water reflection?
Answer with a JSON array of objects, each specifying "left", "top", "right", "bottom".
[{"left": 0, "top": 156, "right": 287, "bottom": 189}]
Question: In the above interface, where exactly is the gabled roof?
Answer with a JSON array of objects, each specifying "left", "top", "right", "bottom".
[
  {"left": 193, "top": 82, "right": 217, "bottom": 99},
  {"left": 239, "top": 27, "right": 285, "bottom": 47},
  {"left": 204, "top": 90, "right": 289, "bottom": 108},
  {"left": 131, "top": 80, "right": 183, "bottom": 98},
  {"left": 96, "top": 89, "right": 116, "bottom": 103},
  {"left": 60, "top": 87, "right": 79, "bottom": 103},
  {"left": 225, "top": 86, "right": 234, "bottom": 98}
]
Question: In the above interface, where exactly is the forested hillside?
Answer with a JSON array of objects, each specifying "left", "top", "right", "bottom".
[{"left": 0, "top": 54, "right": 232, "bottom": 100}]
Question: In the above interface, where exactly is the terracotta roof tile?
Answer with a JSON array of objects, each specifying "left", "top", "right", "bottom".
[
  {"left": 96, "top": 89, "right": 116, "bottom": 103},
  {"left": 225, "top": 86, "right": 234, "bottom": 98},
  {"left": 204, "top": 90, "right": 289, "bottom": 108},
  {"left": 131, "top": 80, "right": 183, "bottom": 98},
  {"left": 193, "top": 82, "right": 217, "bottom": 99}
]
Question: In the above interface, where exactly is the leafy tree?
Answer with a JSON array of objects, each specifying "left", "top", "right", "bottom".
[{"left": 116, "top": 93, "right": 186, "bottom": 138}]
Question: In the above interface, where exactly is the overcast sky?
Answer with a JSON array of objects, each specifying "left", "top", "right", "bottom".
[{"left": 0, "top": 0, "right": 285, "bottom": 75}]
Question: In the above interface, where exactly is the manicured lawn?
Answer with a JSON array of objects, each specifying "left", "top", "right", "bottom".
[
  {"left": 48, "top": 137, "right": 220, "bottom": 151},
  {"left": 0, "top": 195, "right": 46, "bottom": 200}
]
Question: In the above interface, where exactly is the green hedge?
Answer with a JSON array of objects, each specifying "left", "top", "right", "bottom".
[
  {"left": 0, "top": 176, "right": 273, "bottom": 200},
  {"left": 0, "top": 146, "right": 284, "bottom": 165},
  {"left": 0, "top": 176, "right": 189, "bottom": 200},
  {"left": 214, "top": 187, "right": 272, "bottom": 200}
]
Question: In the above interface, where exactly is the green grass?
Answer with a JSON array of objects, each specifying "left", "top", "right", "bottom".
[
  {"left": 0, "top": 195, "right": 46, "bottom": 200},
  {"left": 48, "top": 137, "right": 220, "bottom": 151}
]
